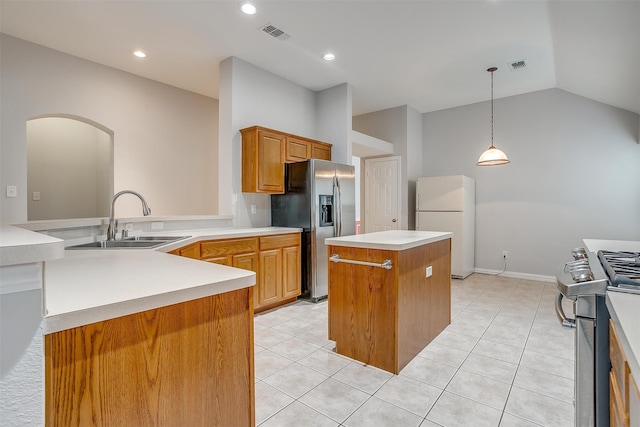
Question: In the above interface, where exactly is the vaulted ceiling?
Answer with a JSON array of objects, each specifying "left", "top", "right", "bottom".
[{"left": 2, "top": 0, "right": 638, "bottom": 116}]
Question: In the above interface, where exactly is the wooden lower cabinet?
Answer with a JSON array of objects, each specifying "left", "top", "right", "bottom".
[
  {"left": 610, "top": 319, "right": 639, "bottom": 427},
  {"left": 170, "top": 233, "right": 301, "bottom": 313},
  {"left": 256, "top": 234, "right": 301, "bottom": 313},
  {"left": 45, "top": 288, "right": 255, "bottom": 427}
]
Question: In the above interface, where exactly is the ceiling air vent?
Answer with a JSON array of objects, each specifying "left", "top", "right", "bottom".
[
  {"left": 261, "top": 24, "right": 290, "bottom": 41},
  {"left": 508, "top": 59, "right": 528, "bottom": 71}
]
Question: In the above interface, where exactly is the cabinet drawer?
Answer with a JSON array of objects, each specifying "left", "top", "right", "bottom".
[
  {"left": 611, "top": 320, "right": 630, "bottom": 410},
  {"left": 201, "top": 238, "right": 258, "bottom": 259},
  {"left": 260, "top": 234, "right": 300, "bottom": 250}
]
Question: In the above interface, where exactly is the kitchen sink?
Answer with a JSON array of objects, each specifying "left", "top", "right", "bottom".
[{"left": 66, "top": 236, "right": 190, "bottom": 250}]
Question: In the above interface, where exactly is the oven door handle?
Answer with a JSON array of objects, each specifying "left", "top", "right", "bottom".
[{"left": 555, "top": 292, "right": 576, "bottom": 329}]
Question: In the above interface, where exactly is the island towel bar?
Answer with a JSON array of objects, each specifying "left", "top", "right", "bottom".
[{"left": 329, "top": 254, "right": 393, "bottom": 270}]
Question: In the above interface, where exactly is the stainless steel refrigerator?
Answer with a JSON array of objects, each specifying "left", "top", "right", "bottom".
[{"left": 271, "top": 159, "right": 355, "bottom": 302}]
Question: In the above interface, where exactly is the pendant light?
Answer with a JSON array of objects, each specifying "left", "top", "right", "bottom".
[{"left": 476, "top": 67, "right": 510, "bottom": 166}]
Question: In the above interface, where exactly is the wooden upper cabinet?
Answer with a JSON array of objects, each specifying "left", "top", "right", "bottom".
[
  {"left": 311, "top": 141, "right": 332, "bottom": 161},
  {"left": 286, "top": 136, "right": 312, "bottom": 163},
  {"left": 285, "top": 136, "right": 332, "bottom": 163},
  {"left": 241, "top": 126, "right": 285, "bottom": 194},
  {"left": 242, "top": 126, "right": 332, "bottom": 193}
]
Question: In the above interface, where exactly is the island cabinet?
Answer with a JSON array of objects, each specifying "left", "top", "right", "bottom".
[
  {"left": 241, "top": 125, "right": 332, "bottom": 194},
  {"left": 610, "top": 319, "right": 640, "bottom": 427},
  {"left": 169, "top": 233, "right": 301, "bottom": 313},
  {"left": 45, "top": 287, "right": 255, "bottom": 427},
  {"left": 326, "top": 230, "right": 452, "bottom": 374}
]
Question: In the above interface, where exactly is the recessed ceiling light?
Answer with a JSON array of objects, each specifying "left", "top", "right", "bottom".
[
  {"left": 241, "top": 3, "right": 257, "bottom": 15},
  {"left": 323, "top": 53, "right": 336, "bottom": 61},
  {"left": 132, "top": 50, "right": 146, "bottom": 58}
]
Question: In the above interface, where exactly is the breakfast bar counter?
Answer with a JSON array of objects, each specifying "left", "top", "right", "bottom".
[{"left": 326, "top": 230, "right": 452, "bottom": 374}]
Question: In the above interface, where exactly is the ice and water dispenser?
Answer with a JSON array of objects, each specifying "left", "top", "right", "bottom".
[{"left": 319, "top": 195, "right": 333, "bottom": 227}]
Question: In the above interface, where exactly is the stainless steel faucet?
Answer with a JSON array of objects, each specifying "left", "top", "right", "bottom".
[{"left": 107, "top": 190, "right": 151, "bottom": 241}]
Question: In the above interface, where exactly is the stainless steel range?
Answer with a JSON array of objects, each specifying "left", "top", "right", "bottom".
[
  {"left": 556, "top": 249, "right": 609, "bottom": 427},
  {"left": 556, "top": 248, "right": 640, "bottom": 427}
]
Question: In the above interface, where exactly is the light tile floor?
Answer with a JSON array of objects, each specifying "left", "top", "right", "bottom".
[{"left": 254, "top": 274, "right": 575, "bottom": 427}]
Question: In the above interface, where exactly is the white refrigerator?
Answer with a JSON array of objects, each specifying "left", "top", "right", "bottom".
[{"left": 415, "top": 175, "right": 475, "bottom": 279}]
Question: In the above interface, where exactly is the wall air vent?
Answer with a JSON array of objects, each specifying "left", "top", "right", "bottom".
[
  {"left": 261, "top": 24, "right": 290, "bottom": 41},
  {"left": 508, "top": 59, "right": 528, "bottom": 71}
]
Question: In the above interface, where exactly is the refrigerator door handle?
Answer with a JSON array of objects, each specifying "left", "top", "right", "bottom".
[{"left": 334, "top": 175, "right": 342, "bottom": 236}]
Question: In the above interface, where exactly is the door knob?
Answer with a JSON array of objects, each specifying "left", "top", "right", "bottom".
[{"left": 392, "top": 219, "right": 397, "bottom": 223}]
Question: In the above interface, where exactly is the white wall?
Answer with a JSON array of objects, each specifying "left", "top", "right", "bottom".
[
  {"left": 218, "top": 57, "right": 352, "bottom": 227},
  {"left": 0, "top": 34, "right": 219, "bottom": 224},
  {"left": 353, "top": 105, "right": 422, "bottom": 230},
  {"left": 316, "top": 83, "right": 352, "bottom": 164},
  {"left": 422, "top": 88, "right": 640, "bottom": 276}
]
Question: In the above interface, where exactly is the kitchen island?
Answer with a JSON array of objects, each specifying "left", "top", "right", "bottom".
[{"left": 326, "top": 230, "right": 452, "bottom": 374}]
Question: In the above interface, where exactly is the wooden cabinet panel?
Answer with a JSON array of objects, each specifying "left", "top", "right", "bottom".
[
  {"left": 311, "top": 142, "right": 331, "bottom": 160},
  {"left": 241, "top": 126, "right": 285, "bottom": 194},
  {"left": 170, "top": 242, "right": 200, "bottom": 259},
  {"left": 45, "top": 288, "right": 255, "bottom": 427},
  {"left": 282, "top": 246, "right": 301, "bottom": 298},
  {"left": 258, "top": 130, "right": 285, "bottom": 193},
  {"left": 630, "top": 374, "right": 639, "bottom": 426},
  {"left": 258, "top": 249, "right": 281, "bottom": 307},
  {"left": 611, "top": 320, "right": 630, "bottom": 411},
  {"left": 612, "top": 372, "right": 630, "bottom": 427},
  {"left": 234, "top": 253, "right": 258, "bottom": 273},
  {"left": 286, "top": 136, "right": 311, "bottom": 162}
]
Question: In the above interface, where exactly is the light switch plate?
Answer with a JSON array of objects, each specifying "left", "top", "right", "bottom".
[
  {"left": 425, "top": 266, "right": 433, "bottom": 278},
  {"left": 33, "top": 191, "right": 41, "bottom": 201}
]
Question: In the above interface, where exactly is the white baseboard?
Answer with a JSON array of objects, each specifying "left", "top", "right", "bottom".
[{"left": 473, "top": 268, "right": 556, "bottom": 283}]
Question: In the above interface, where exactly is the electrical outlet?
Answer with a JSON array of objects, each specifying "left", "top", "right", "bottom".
[
  {"left": 32, "top": 191, "right": 41, "bottom": 201},
  {"left": 250, "top": 204, "right": 257, "bottom": 214},
  {"left": 503, "top": 250, "right": 508, "bottom": 258},
  {"left": 6, "top": 186, "right": 17, "bottom": 198}
]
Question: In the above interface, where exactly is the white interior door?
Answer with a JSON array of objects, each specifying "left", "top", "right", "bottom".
[{"left": 364, "top": 156, "right": 401, "bottom": 233}]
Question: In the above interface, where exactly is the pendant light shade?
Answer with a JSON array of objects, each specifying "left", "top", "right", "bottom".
[
  {"left": 476, "top": 146, "right": 510, "bottom": 166},
  {"left": 477, "top": 67, "right": 510, "bottom": 166}
]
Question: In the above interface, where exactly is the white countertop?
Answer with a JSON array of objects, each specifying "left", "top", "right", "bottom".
[
  {"left": 607, "top": 291, "right": 640, "bottom": 381},
  {"left": 0, "top": 225, "right": 64, "bottom": 267},
  {"left": 583, "top": 239, "right": 640, "bottom": 253},
  {"left": 43, "top": 227, "right": 301, "bottom": 333},
  {"left": 325, "top": 230, "right": 452, "bottom": 251}
]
